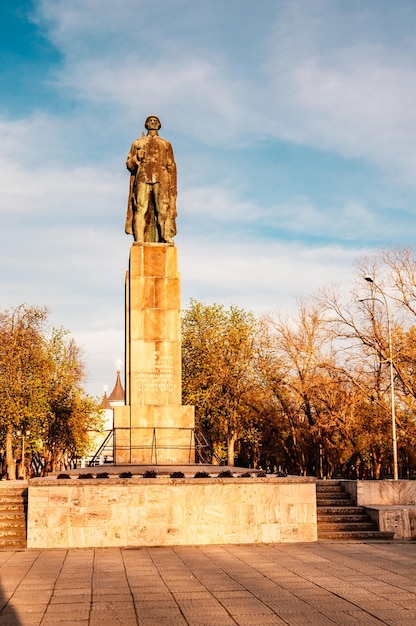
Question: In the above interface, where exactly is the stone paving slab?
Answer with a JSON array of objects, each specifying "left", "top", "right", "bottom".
[{"left": 0, "top": 542, "right": 416, "bottom": 625}]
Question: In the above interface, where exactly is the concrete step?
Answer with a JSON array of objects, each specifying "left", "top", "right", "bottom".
[
  {"left": 317, "top": 491, "right": 350, "bottom": 499},
  {"left": 0, "top": 487, "right": 28, "bottom": 496},
  {"left": 316, "top": 485, "right": 343, "bottom": 493},
  {"left": 0, "top": 537, "right": 26, "bottom": 548},
  {"left": 0, "top": 517, "right": 26, "bottom": 532},
  {"left": 0, "top": 496, "right": 27, "bottom": 507},
  {"left": 318, "top": 521, "right": 377, "bottom": 531},
  {"left": 0, "top": 527, "right": 26, "bottom": 538},
  {"left": 317, "top": 502, "right": 365, "bottom": 515},
  {"left": 318, "top": 530, "right": 395, "bottom": 540},
  {"left": 317, "top": 498, "right": 354, "bottom": 507},
  {"left": 0, "top": 487, "right": 27, "bottom": 548},
  {"left": 0, "top": 511, "right": 27, "bottom": 520},
  {"left": 316, "top": 482, "right": 394, "bottom": 541},
  {"left": 0, "top": 510, "right": 25, "bottom": 520},
  {"left": 0, "top": 502, "right": 26, "bottom": 513},
  {"left": 316, "top": 480, "right": 341, "bottom": 484},
  {"left": 317, "top": 513, "right": 371, "bottom": 523},
  {"left": 0, "top": 492, "right": 27, "bottom": 504}
]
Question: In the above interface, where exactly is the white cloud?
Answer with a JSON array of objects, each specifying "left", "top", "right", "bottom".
[
  {"left": 0, "top": 113, "right": 126, "bottom": 220},
  {"left": 272, "top": 198, "right": 377, "bottom": 241},
  {"left": 271, "top": 56, "right": 416, "bottom": 175},
  {"left": 261, "top": 1, "right": 416, "bottom": 181},
  {"left": 180, "top": 185, "right": 381, "bottom": 243},
  {"left": 180, "top": 185, "right": 261, "bottom": 222},
  {"left": 179, "top": 236, "right": 363, "bottom": 315}
]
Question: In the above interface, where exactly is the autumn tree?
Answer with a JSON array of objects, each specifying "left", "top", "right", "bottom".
[
  {"left": 320, "top": 247, "right": 416, "bottom": 477},
  {"left": 0, "top": 305, "right": 102, "bottom": 478},
  {"left": 0, "top": 306, "right": 51, "bottom": 478},
  {"left": 41, "top": 327, "right": 103, "bottom": 474},
  {"left": 182, "top": 300, "right": 261, "bottom": 466},
  {"left": 257, "top": 302, "right": 359, "bottom": 476}
]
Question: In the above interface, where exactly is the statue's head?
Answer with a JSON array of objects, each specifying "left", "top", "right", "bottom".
[{"left": 145, "top": 115, "right": 162, "bottom": 130}]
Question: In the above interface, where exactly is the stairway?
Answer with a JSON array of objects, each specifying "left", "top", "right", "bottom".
[
  {"left": 316, "top": 481, "right": 394, "bottom": 541},
  {"left": 0, "top": 484, "right": 28, "bottom": 548}
]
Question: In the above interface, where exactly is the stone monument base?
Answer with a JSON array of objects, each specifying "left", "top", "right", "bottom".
[
  {"left": 27, "top": 476, "right": 317, "bottom": 548},
  {"left": 113, "top": 243, "right": 195, "bottom": 465}
]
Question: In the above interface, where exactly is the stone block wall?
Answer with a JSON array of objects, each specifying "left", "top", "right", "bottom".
[
  {"left": 341, "top": 480, "right": 416, "bottom": 505},
  {"left": 27, "top": 478, "right": 317, "bottom": 548}
]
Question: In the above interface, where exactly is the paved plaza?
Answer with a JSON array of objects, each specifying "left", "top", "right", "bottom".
[{"left": 0, "top": 542, "right": 416, "bottom": 625}]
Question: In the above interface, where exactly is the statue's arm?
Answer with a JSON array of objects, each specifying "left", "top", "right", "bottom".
[
  {"left": 126, "top": 141, "right": 140, "bottom": 173},
  {"left": 166, "top": 143, "right": 177, "bottom": 197}
]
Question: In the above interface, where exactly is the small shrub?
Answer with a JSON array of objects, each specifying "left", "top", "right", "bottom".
[
  {"left": 218, "top": 470, "right": 234, "bottom": 478},
  {"left": 96, "top": 472, "right": 109, "bottom": 479},
  {"left": 143, "top": 470, "right": 158, "bottom": 478},
  {"left": 170, "top": 471, "right": 185, "bottom": 478},
  {"left": 57, "top": 473, "right": 71, "bottom": 480},
  {"left": 119, "top": 471, "right": 133, "bottom": 478},
  {"left": 255, "top": 471, "right": 267, "bottom": 477},
  {"left": 78, "top": 473, "right": 94, "bottom": 479},
  {"left": 194, "top": 471, "right": 210, "bottom": 478},
  {"left": 238, "top": 472, "right": 251, "bottom": 478}
]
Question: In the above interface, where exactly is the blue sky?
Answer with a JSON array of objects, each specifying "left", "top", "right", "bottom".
[{"left": 2, "top": 0, "right": 416, "bottom": 396}]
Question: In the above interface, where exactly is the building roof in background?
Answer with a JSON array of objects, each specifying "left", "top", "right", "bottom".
[
  {"left": 99, "top": 391, "right": 112, "bottom": 410},
  {"left": 108, "top": 369, "right": 125, "bottom": 403}
]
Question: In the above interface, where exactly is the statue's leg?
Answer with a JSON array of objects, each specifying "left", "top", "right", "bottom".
[
  {"left": 133, "top": 183, "right": 151, "bottom": 243},
  {"left": 154, "top": 184, "right": 173, "bottom": 243}
]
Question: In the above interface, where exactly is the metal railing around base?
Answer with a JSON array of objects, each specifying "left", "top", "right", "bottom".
[
  {"left": 88, "top": 431, "right": 114, "bottom": 466},
  {"left": 113, "top": 428, "right": 221, "bottom": 465}
]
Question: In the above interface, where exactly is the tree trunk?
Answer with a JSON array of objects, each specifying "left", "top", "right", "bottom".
[
  {"left": 6, "top": 425, "right": 15, "bottom": 480},
  {"left": 227, "top": 433, "right": 237, "bottom": 466},
  {"left": 17, "top": 459, "right": 24, "bottom": 479}
]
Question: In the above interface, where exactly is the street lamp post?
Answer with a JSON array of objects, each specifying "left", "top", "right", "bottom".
[{"left": 363, "top": 276, "right": 399, "bottom": 480}]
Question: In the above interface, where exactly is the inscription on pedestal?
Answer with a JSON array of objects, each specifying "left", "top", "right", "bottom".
[{"left": 136, "top": 352, "right": 174, "bottom": 392}]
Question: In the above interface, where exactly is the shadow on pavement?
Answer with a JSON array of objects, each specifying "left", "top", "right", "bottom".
[{"left": 0, "top": 577, "right": 21, "bottom": 626}]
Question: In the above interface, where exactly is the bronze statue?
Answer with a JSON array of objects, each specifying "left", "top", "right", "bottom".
[{"left": 125, "top": 116, "right": 177, "bottom": 244}]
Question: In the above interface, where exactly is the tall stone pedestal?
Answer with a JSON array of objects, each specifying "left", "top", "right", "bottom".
[{"left": 113, "top": 243, "right": 194, "bottom": 464}]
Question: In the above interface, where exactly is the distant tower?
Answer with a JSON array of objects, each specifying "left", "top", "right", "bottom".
[
  {"left": 90, "top": 368, "right": 126, "bottom": 465},
  {"left": 108, "top": 368, "right": 125, "bottom": 408},
  {"left": 99, "top": 368, "right": 125, "bottom": 431},
  {"left": 99, "top": 389, "right": 113, "bottom": 431}
]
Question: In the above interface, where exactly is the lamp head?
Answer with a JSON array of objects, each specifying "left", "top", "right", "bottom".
[{"left": 364, "top": 275, "right": 374, "bottom": 283}]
